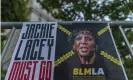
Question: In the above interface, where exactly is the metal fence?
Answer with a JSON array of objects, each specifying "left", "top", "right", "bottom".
[{"left": 1, "top": 21, "right": 133, "bottom": 69}]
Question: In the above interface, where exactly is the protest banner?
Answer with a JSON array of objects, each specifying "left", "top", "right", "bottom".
[
  {"left": 54, "top": 22, "right": 128, "bottom": 80},
  {"left": 5, "top": 22, "right": 127, "bottom": 80},
  {"left": 5, "top": 22, "right": 57, "bottom": 80}
]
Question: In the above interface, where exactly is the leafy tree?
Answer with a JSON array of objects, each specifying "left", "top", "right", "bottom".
[
  {"left": 112, "top": 27, "right": 133, "bottom": 79},
  {"left": 1, "top": 0, "right": 30, "bottom": 79},
  {"left": 37, "top": 0, "right": 133, "bottom": 79},
  {"left": 37, "top": 0, "right": 133, "bottom": 21},
  {"left": 1, "top": 0, "right": 30, "bottom": 21}
]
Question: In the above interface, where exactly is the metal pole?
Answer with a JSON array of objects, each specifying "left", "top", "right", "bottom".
[
  {"left": 1, "top": 22, "right": 23, "bottom": 29},
  {"left": 1, "top": 21, "right": 133, "bottom": 29},
  {"left": 119, "top": 26, "right": 133, "bottom": 58},
  {"left": 108, "top": 23, "right": 128, "bottom": 80},
  {"left": 1, "top": 27, "right": 16, "bottom": 62}
]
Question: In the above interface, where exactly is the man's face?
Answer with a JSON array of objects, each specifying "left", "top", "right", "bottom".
[{"left": 73, "top": 32, "right": 95, "bottom": 57}]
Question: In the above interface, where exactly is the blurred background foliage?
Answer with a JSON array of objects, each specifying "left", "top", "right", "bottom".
[
  {"left": 37, "top": 0, "right": 133, "bottom": 21},
  {"left": 1, "top": 0, "right": 30, "bottom": 79},
  {"left": 1, "top": 0, "right": 30, "bottom": 21},
  {"left": 1, "top": 0, "right": 133, "bottom": 79}
]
